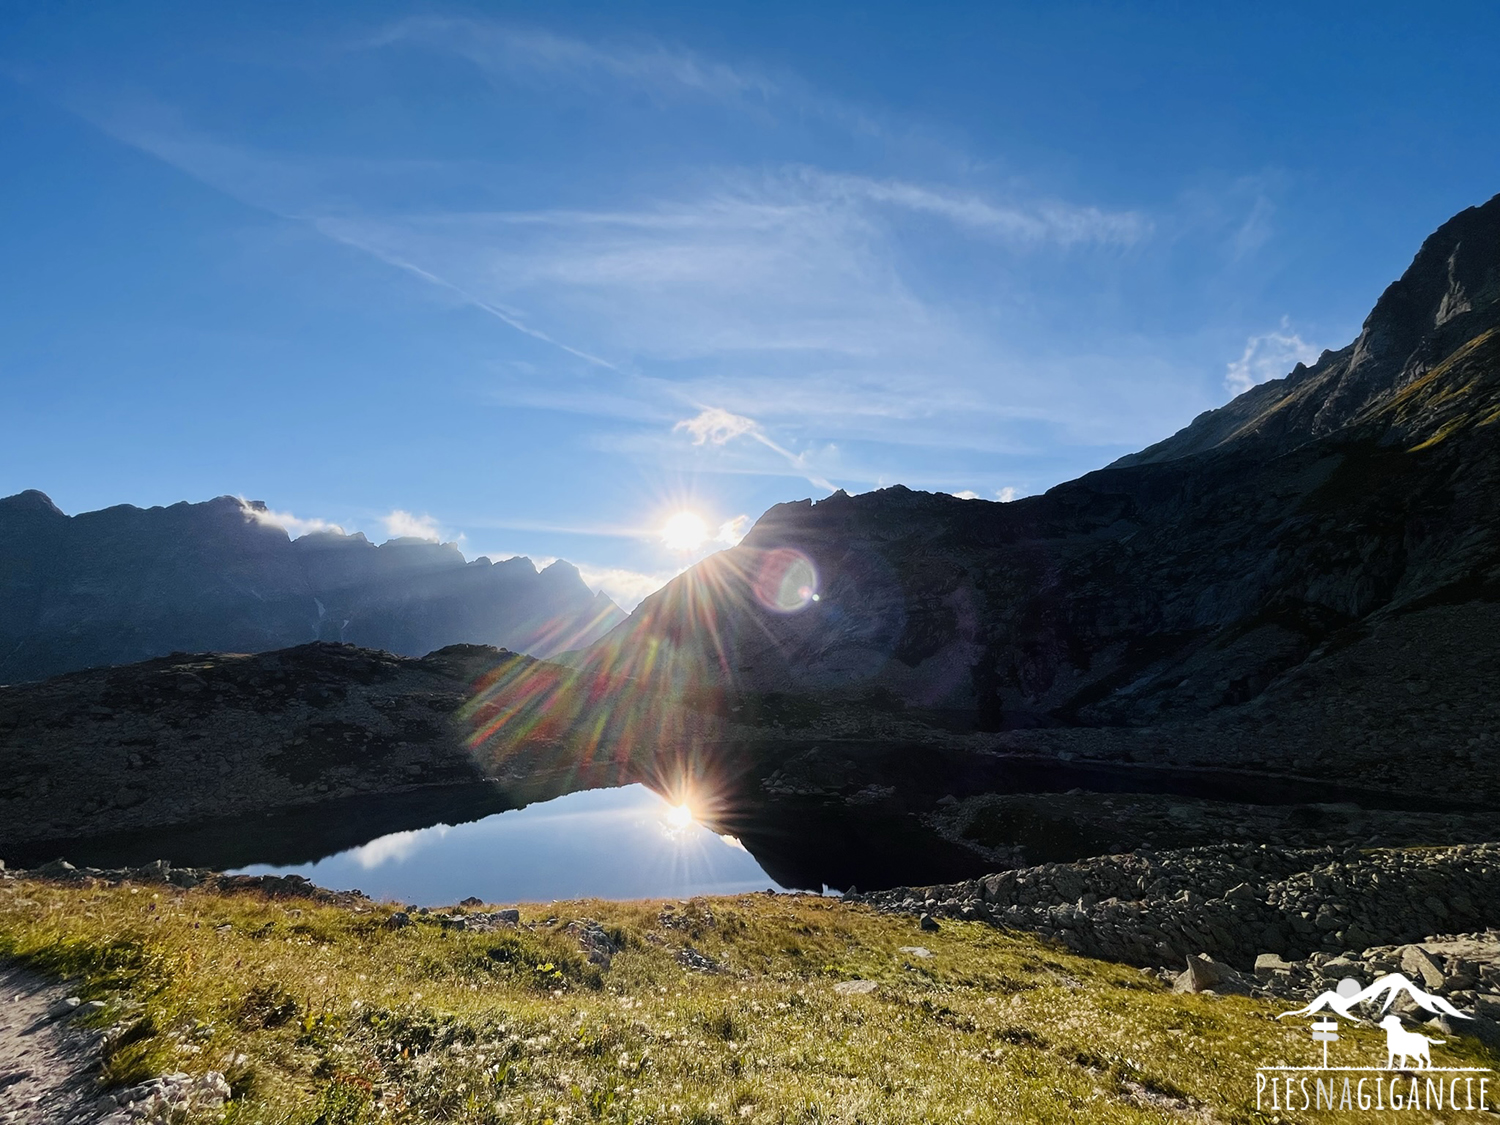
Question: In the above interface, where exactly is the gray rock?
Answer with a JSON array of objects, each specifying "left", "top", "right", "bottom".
[
  {"left": 1174, "top": 954, "right": 1225, "bottom": 994},
  {"left": 675, "top": 946, "right": 721, "bottom": 974},
  {"left": 566, "top": 920, "right": 620, "bottom": 967},
  {"left": 1400, "top": 944, "right": 1447, "bottom": 991},
  {"left": 1255, "top": 953, "right": 1293, "bottom": 979}
]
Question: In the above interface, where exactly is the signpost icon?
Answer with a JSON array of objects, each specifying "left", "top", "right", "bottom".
[{"left": 1311, "top": 1019, "right": 1339, "bottom": 1068}]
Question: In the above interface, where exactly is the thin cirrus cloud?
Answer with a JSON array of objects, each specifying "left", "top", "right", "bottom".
[
  {"left": 675, "top": 406, "right": 837, "bottom": 492},
  {"left": 360, "top": 15, "right": 879, "bottom": 135},
  {"left": 364, "top": 17, "right": 777, "bottom": 102},
  {"left": 53, "top": 22, "right": 1192, "bottom": 464},
  {"left": 39, "top": 14, "right": 1283, "bottom": 504},
  {"left": 810, "top": 172, "right": 1151, "bottom": 247},
  {"left": 305, "top": 181, "right": 1166, "bottom": 457}
]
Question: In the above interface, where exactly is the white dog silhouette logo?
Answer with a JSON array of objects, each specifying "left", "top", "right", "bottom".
[{"left": 1378, "top": 1015, "right": 1442, "bottom": 1069}]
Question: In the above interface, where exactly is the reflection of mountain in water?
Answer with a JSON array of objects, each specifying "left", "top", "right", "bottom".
[
  {"left": 7, "top": 774, "right": 994, "bottom": 894},
  {"left": 18, "top": 748, "right": 1485, "bottom": 899},
  {"left": 233, "top": 785, "right": 785, "bottom": 905}
]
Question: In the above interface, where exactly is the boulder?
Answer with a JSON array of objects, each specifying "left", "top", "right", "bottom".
[
  {"left": 566, "top": 920, "right": 620, "bottom": 967},
  {"left": 1173, "top": 953, "right": 1252, "bottom": 995},
  {"left": 1399, "top": 945, "right": 1447, "bottom": 991},
  {"left": 1174, "top": 954, "right": 1224, "bottom": 993},
  {"left": 1254, "top": 953, "right": 1293, "bottom": 979}
]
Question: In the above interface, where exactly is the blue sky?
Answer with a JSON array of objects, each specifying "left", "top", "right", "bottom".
[{"left": 3, "top": 2, "right": 1498, "bottom": 607}]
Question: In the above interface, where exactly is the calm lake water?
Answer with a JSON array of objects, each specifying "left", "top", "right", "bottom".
[
  {"left": 26, "top": 746, "right": 1460, "bottom": 903},
  {"left": 233, "top": 784, "right": 786, "bottom": 906}
]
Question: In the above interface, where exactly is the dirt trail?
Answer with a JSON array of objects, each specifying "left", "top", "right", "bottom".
[{"left": 0, "top": 962, "right": 104, "bottom": 1124}]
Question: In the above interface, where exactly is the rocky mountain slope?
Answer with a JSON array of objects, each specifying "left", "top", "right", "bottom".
[
  {"left": 0, "top": 492, "right": 624, "bottom": 682},
  {"left": 571, "top": 192, "right": 1500, "bottom": 800},
  {"left": 1117, "top": 192, "right": 1500, "bottom": 466}
]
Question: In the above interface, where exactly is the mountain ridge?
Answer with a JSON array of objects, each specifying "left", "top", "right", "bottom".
[
  {"left": 0, "top": 492, "right": 625, "bottom": 683},
  {"left": 1116, "top": 190, "right": 1500, "bottom": 467},
  {"left": 569, "top": 191, "right": 1500, "bottom": 795}
]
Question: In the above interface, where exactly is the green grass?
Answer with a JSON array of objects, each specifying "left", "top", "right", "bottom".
[{"left": 2, "top": 878, "right": 1495, "bottom": 1123}]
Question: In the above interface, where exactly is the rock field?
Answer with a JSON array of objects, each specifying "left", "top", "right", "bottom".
[{"left": 852, "top": 841, "right": 1500, "bottom": 1034}]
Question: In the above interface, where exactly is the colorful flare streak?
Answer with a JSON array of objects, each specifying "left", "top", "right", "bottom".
[{"left": 457, "top": 544, "right": 821, "bottom": 803}]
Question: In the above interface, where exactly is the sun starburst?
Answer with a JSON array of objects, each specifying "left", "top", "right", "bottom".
[{"left": 661, "top": 511, "right": 709, "bottom": 551}]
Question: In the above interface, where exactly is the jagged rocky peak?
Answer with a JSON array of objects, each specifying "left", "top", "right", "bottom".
[{"left": 1118, "top": 191, "right": 1500, "bottom": 467}]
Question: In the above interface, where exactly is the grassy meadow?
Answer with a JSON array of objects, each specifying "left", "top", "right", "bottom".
[{"left": 3, "top": 876, "right": 1495, "bottom": 1124}]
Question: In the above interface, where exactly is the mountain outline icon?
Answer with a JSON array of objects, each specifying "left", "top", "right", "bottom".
[{"left": 1277, "top": 972, "right": 1472, "bottom": 1024}]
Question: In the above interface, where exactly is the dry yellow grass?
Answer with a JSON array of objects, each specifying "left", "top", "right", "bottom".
[{"left": 2, "top": 876, "right": 1495, "bottom": 1123}]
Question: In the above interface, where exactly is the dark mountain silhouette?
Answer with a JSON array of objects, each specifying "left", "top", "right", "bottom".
[
  {"left": 0, "top": 493, "right": 623, "bottom": 682},
  {"left": 5, "top": 196, "right": 1500, "bottom": 868},
  {"left": 572, "top": 192, "right": 1500, "bottom": 801}
]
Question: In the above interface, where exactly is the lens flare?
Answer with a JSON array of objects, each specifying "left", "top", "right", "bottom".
[
  {"left": 661, "top": 511, "right": 709, "bottom": 551},
  {"left": 753, "top": 547, "right": 819, "bottom": 613}
]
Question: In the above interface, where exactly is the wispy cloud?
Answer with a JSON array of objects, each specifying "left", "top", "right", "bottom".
[
  {"left": 675, "top": 407, "right": 836, "bottom": 492},
  {"left": 365, "top": 17, "right": 779, "bottom": 105},
  {"left": 715, "top": 514, "right": 750, "bottom": 546},
  {"left": 383, "top": 509, "right": 444, "bottom": 541},
  {"left": 359, "top": 16, "right": 886, "bottom": 138},
  {"left": 1225, "top": 318, "right": 1321, "bottom": 396},
  {"left": 239, "top": 499, "right": 345, "bottom": 538},
  {"left": 49, "top": 17, "right": 1200, "bottom": 480},
  {"left": 809, "top": 171, "right": 1151, "bottom": 247}
]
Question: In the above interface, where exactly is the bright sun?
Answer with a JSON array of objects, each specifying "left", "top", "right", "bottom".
[
  {"left": 661, "top": 511, "right": 709, "bottom": 552},
  {"left": 665, "top": 802, "right": 696, "bottom": 830}
]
